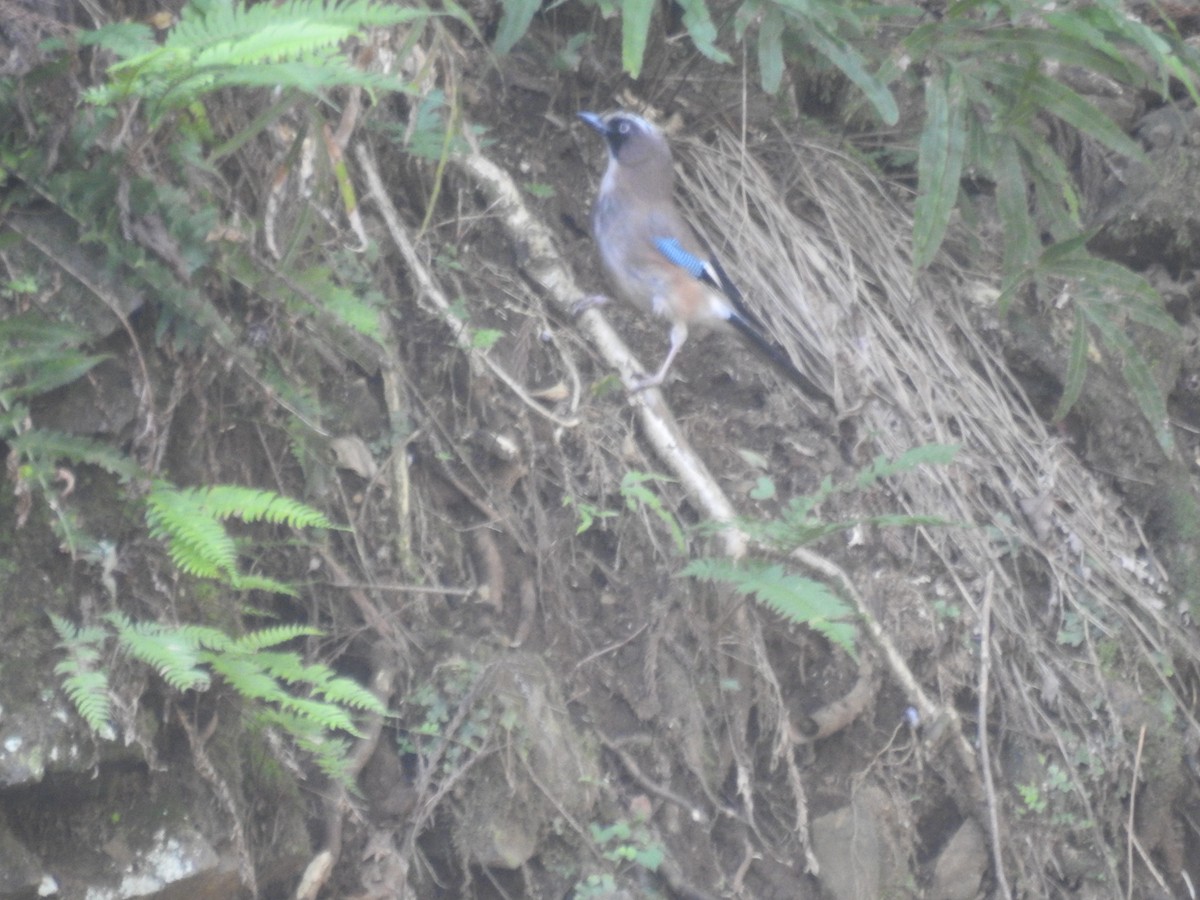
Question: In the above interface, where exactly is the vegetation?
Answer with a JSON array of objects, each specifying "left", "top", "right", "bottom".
[
  {"left": 0, "top": 0, "right": 1197, "bottom": 895},
  {"left": 492, "top": 0, "right": 1192, "bottom": 448}
]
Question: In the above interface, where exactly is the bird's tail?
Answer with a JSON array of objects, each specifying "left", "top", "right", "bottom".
[{"left": 727, "top": 312, "right": 834, "bottom": 411}]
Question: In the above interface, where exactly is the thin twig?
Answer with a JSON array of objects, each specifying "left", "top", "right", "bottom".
[
  {"left": 1127, "top": 723, "right": 1146, "bottom": 900},
  {"left": 356, "top": 143, "right": 580, "bottom": 430},
  {"left": 1130, "top": 830, "right": 1172, "bottom": 894},
  {"left": 596, "top": 731, "right": 709, "bottom": 824},
  {"left": 978, "top": 572, "right": 1011, "bottom": 900}
]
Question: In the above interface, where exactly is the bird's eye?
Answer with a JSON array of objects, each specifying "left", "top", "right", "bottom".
[{"left": 617, "top": 121, "right": 631, "bottom": 134}]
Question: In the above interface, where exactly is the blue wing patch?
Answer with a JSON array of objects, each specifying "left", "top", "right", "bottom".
[{"left": 654, "top": 237, "right": 707, "bottom": 279}]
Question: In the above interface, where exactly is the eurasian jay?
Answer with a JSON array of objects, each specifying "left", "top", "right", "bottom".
[{"left": 579, "top": 110, "right": 832, "bottom": 409}]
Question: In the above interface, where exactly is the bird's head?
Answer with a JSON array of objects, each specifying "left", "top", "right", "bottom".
[{"left": 578, "top": 111, "right": 671, "bottom": 170}]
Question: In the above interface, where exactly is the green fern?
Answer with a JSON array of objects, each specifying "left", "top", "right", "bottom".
[
  {"left": 0, "top": 313, "right": 110, "bottom": 410},
  {"left": 0, "top": 312, "right": 121, "bottom": 532},
  {"left": 685, "top": 558, "right": 857, "bottom": 655},
  {"left": 106, "top": 612, "right": 214, "bottom": 692},
  {"left": 256, "top": 707, "right": 355, "bottom": 783},
  {"left": 145, "top": 483, "right": 332, "bottom": 595},
  {"left": 4, "top": 425, "right": 142, "bottom": 560},
  {"left": 50, "top": 613, "right": 116, "bottom": 737},
  {"left": 686, "top": 445, "right": 962, "bottom": 655},
  {"left": 620, "top": 471, "right": 686, "bottom": 553},
  {"left": 206, "top": 648, "right": 381, "bottom": 734},
  {"left": 9, "top": 430, "right": 142, "bottom": 483},
  {"left": 79, "top": 0, "right": 446, "bottom": 116},
  {"left": 226, "top": 624, "right": 324, "bottom": 652},
  {"left": 146, "top": 486, "right": 239, "bottom": 580},
  {"left": 740, "top": 445, "right": 957, "bottom": 549},
  {"left": 183, "top": 484, "right": 332, "bottom": 527},
  {"left": 53, "top": 612, "right": 385, "bottom": 784}
]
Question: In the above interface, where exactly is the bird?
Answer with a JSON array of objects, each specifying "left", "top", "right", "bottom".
[{"left": 578, "top": 110, "right": 833, "bottom": 410}]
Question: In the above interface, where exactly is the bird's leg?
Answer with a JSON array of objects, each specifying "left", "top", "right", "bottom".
[
  {"left": 572, "top": 294, "right": 610, "bottom": 317},
  {"left": 630, "top": 322, "right": 688, "bottom": 392}
]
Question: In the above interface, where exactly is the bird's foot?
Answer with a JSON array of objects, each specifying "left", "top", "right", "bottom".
[
  {"left": 572, "top": 294, "right": 610, "bottom": 317},
  {"left": 627, "top": 371, "right": 665, "bottom": 393}
]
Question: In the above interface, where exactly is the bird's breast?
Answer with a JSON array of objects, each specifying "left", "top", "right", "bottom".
[{"left": 593, "top": 196, "right": 660, "bottom": 312}]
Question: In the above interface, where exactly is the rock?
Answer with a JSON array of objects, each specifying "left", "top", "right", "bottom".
[
  {"left": 446, "top": 653, "right": 600, "bottom": 871},
  {"left": 78, "top": 825, "right": 236, "bottom": 900},
  {"left": 928, "top": 819, "right": 987, "bottom": 900},
  {"left": 810, "top": 786, "right": 903, "bottom": 900},
  {"left": 0, "top": 816, "right": 45, "bottom": 899}
]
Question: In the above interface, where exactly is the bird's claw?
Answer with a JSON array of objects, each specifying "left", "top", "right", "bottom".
[
  {"left": 572, "top": 294, "right": 610, "bottom": 317},
  {"left": 627, "top": 372, "right": 664, "bottom": 393}
]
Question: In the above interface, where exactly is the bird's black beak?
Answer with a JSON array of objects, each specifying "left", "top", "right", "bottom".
[{"left": 578, "top": 111, "right": 606, "bottom": 135}]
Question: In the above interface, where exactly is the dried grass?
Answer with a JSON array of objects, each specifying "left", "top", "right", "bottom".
[{"left": 678, "top": 123, "right": 1199, "bottom": 893}]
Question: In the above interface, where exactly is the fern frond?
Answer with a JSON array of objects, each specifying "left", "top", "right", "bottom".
[
  {"left": 85, "top": 0, "right": 440, "bottom": 110},
  {"left": 0, "top": 312, "right": 111, "bottom": 408},
  {"left": 59, "top": 669, "right": 114, "bottom": 735},
  {"left": 10, "top": 430, "right": 142, "bottom": 482},
  {"left": 195, "top": 484, "right": 332, "bottom": 528},
  {"left": 0, "top": 313, "right": 92, "bottom": 346},
  {"left": 146, "top": 485, "right": 239, "bottom": 578},
  {"left": 108, "top": 614, "right": 212, "bottom": 691},
  {"left": 207, "top": 649, "right": 377, "bottom": 733},
  {"left": 49, "top": 613, "right": 115, "bottom": 735},
  {"left": 49, "top": 613, "right": 108, "bottom": 650},
  {"left": 49, "top": 610, "right": 375, "bottom": 784},
  {"left": 259, "top": 708, "right": 355, "bottom": 782},
  {"left": 228, "top": 624, "right": 322, "bottom": 652},
  {"left": 852, "top": 444, "right": 959, "bottom": 490},
  {"left": 253, "top": 651, "right": 385, "bottom": 712},
  {"left": 207, "top": 654, "right": 281, "bottom": 702},
  {"left": 146, "top": 483, "right": 330, "bottom": 594},
  {"left": 185, "top": 624, "right": 238, "bottom": 652},
  {"left": 229, "top": 572, "right": 301, "bottom": 597},
  {"left": 277, "top": 694, "right": 360, "bottom": 735},
  {"left": 685, "top": 559, "right": 857, "bottom": 655},
  {"left": 0, "top": 352, "right": 110, "bottom": 405}
]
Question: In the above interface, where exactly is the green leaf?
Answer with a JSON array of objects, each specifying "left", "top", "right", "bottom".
[
  {"left": 471, "top": 328, "right": 504, "bottom": 351},
  {"left": 146, "top": 487, "right": 239, "bottom": 578},
  {"left": 991, "top": 122, "right": 1080, "bottom": 243},
  {"left": 991, "top": 134, "right": 1037, "bottom": 291},
  {"left": 50, "top": 613, "right": 115, "bottom": 735},
  {"left": 757, "top": 7, "right": 786, "bottom": 94},
  {"left": 76, "top": 21, "right": 158, "bottom": 56},
  {"left": 958, "top": 26, "right": 1141, "bottom": 86},
  {"left": 84, "top": 0, "right": 437, "bottom": 113},
  {"left": 1052, "top": 304, "right": 1089, "bottom": 423},
  {"left": 676, "top": 0, "right": 732, "bottom": 65},
  {"left": 525, "top": 182, "right": 556, "bottom": 198},
  {"left": 230, "top": 572, "right": 300, "bottom": 596},
  {"left": 1080, "top": 299, "right": 1173, "bottom": 455},
  {"left": 621, "top": 0, "right": 655, "bottom": 78},
  {"left": 1041, "top": 256, "right": 1178, "bottom": 336},
  {"left": 0, "top": 351, "right": 110, "bottom": 405},
  {"left": 0, "top": 314, "right": 89, "bottom": 346},
  {"left": 493, "top": 0, "right": 540, "bottom": 55},
  {"left": 985, "top": 63, "right": 1143, "bottom": 161},
  {"left": 749, "top": 476, "right": 776, "bottom": 500},
  {"left": 913, "top": 66, "right": 966, "bottom": 268},
  {"left": 316, "top": 283, "right": 384, "bottom": 342},
  {"left": 620, "top": 470, "right": 685, "bottom": 552},
  {"left": 803, "top": 21, "right": 899, "bottom": 125},
  {"left": 853, "top": 444, "right": 959, "bottom": 487}
]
